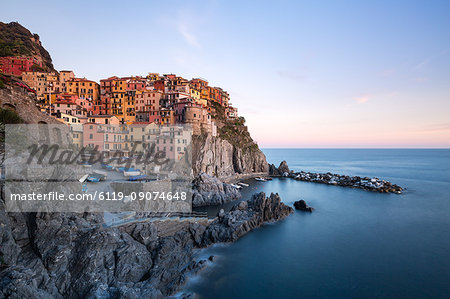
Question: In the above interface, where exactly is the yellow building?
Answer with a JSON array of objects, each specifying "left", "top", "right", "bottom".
[
  {"left": 190, "top": 87, "right": 200, "bottom": 100},
  {"left": 66, "top": 78, "right": 100, "bottom": 102},
  {"left": 70, "top": 124, "right": 84, "bottom": 149},
  {"left": 128, "top": 123, "right": 149, "bottom": 153},
  {"left": 59, "top": 70, "right": 75, "bottom": 92},
  {"left": 107, "top": 78, "right": 128, "bottom": 122},
  {"left": 22, "top": 71, "right": 52, "bottom": 97},
  {"left": 123, "top": 91, "right": 136, "bottom": 124}
]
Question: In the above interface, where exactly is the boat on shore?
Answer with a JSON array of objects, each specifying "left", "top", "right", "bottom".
[
  {"left": 128, "top": 174, "right": 152, "bottom": 181},
  {"left": 230, "top": 183, "right": 242, "bottom": 189},
  {"left": 237, "top": 182, "right": 249, "bottom": 187},
  {"left": 123, "top": 169, "right": 141, "bottom": 176},
  {"left": 255, "top": 177, "right": 266, "bottom": 181}
]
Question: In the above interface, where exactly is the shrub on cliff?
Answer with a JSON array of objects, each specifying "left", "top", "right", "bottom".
[{"left": 0, "top": 107, "right": 24, "bottom": 142}]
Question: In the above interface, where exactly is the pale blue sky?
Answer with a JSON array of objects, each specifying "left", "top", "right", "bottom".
[{"left": 2, "top": 0, "right": 450, "bottom": 147}]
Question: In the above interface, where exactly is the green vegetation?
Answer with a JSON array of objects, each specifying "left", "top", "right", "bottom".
[
  {"left": 0, "top": 40, "right": 32, "bottom": 57},
  {"left": 218, "top": 115, "right": 259, "bottom": 153},
  {"left": 0, "top": 107, "right": 24, "bottom": 142},
  {"left": 0, "top": 22, "right": 34, "bottom": 57},
  {"left": 0, "top": 107, "right": 23, "bottom": 124},
  {"left": 0, "top": 78, "right": 5, "bottom": 89},
  {"left": 208, "top": 100, "right": 260, "bottom": 152},
  {"left": 31, "top": 63, "right": 45, "bottom": 72},
  {"left": 0, "top": 22, "right": 54, "bottom": 71}
]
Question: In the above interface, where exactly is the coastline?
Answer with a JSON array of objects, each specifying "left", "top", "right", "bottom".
[{"left": 220, "top": 172, "right": 269, "bottom": 184}]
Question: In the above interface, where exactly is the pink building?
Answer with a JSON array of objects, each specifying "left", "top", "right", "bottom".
[
  {"left": 84, "top": 115, "right": 120, "bottom": 125},
  {"left": 82, "top": 123, "right": 105, "bottom": 151},
  {"left": 53, "top": 99, "right": 87, "bottom": 117}
]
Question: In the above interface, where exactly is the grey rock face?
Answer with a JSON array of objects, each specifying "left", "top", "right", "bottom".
[
  {"left": 269, "top": 160, "right": 290, "bottom": 176},
  {"left": 202, "top": 192, "right": 293, "bottom": 246},
  {"left": 192, "top": 172, "right": 241, "bottom": 207},
  {"left": 1, "top": 184, "right": 292, "bottom": 298},
  {"left": 278, "top": 161, "right": 290, "bottom": 174},
  {"left": 192, "top": 134, "right": 268, "bottom": 178}
]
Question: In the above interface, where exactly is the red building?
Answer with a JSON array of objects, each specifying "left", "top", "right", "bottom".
[
  {"left": 153, "top": 79, "right": 165, "bottom": 92},
  {"left": 0, "top": 56, "right": 42, "bottom": 76}
]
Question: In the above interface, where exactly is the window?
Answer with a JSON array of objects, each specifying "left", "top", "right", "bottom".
[{"left": 89, "top": 134, "right": 93, "bottom": 139}]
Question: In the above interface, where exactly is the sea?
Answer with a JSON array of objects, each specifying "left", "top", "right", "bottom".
[{"left": 187, "top": 149, "right": 450, "bottom": 299}]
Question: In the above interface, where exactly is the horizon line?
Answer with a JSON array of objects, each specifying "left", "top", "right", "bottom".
[{"left": 260, "top": 147, "right": 450, "bottom": 150}]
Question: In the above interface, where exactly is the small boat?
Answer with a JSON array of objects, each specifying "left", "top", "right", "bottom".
[
  {"left": 124, "top": 171, "right": 141, "bottom": 177},
  {"left": 128, "top": 174, "right": 151, "bottom": 181},
  {"left": 86, "top": 176, "right": 100, "bottom": 182},
  {"left": 230, "top": 183, "right": 242, "bottom": 189},
  {"left": 123, "top": 168, "right": 141, "bottom": 177},
  {"left": 101, "top": 164, "right": 114, "bottom": 170},
  {"left": 237, "top": 182, "right": 249, "bottom": 187},
  {"left": 79, "top": 174, "right": 89, "bottom": 183},
  {"left": 87, "top": 172, "right": 106, "bottom": 182},
  {"left": 255, "top": 177, "right": 266, "bottom": 181},
  {"left": 264, "top": 177, "right": 272, "bottom": 181}
]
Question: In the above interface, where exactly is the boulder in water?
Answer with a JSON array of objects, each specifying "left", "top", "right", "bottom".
[{"left": 293, "top": 200, "right": 314, "bottom": 212}]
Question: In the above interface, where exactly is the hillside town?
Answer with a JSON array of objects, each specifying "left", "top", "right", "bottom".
[{"left": 0, "top": 56, "right": 238, "bottom": 139}]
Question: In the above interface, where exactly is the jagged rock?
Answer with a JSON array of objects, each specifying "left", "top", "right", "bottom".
[
  {"left": 268, "top": 164, "right": 281, "bottom": 176},
  {"left": 202, "top": 192, "right": 293, "bottom": 245},
  {"left": 238, "top": 201, "right": 248, "bottom": 211},
  {"left": 278, "top": 161, "right": 290, "bottom": 174},
  {"left": 293, "top": 200, "right": 314, "bottom": 212},
  {"left": 268, "top": 161, "right": 290, "bottom": 176},
  {"left": 192, "top": 172, "right": 241, "bottom": 207}
]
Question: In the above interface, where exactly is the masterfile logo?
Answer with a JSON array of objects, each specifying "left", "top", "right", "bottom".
[{"left": 3, "top": 124, "right": 193, "bottom": 213}]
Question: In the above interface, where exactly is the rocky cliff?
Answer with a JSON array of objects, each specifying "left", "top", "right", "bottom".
[
  {"left": 0, "top": 192, "right": 292, "bottom": 298},
  {"left": 0, "top": 83, "right": 60, "bottom": 124},
  {"left": 192, "top": 113, "right": 268, "bottom": 178},
  {"left": 202, "top": 192, "right": 293, "bottom": 245},
  {"left": 0, "top": 21, "right": 55, "bottom": 72}
]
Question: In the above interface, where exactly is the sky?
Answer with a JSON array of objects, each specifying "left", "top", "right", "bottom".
[{"left": 2, "top": 0, "right": 450, "bottom": 148}]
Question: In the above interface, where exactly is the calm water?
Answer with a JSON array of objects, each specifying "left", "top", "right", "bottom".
[{"left": 186, "top": 149, "right": 450, "bottom": 298}]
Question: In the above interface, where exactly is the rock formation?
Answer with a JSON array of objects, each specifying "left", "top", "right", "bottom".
[
  {"left": 192, "top": 172, "right": 241, "bottom": 207},
  {"left": 268, "top": 160, "right": 290, "bottom": 176},
  {"left": 293, "top": 200, "right": 314, "bottom": 212},
  {"left": 0, "top": 191, "right": 293, "bottom": 298},
  {"left": 192, "top": 134, "right": 268, "bottom": 178},
  {"left": 202, "top": 192, "right": 293, "bottom": 245}
]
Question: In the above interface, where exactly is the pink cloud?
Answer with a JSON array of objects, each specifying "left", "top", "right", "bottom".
[{"left": 354, "top": 96, "right": 370, "bottom": 104}]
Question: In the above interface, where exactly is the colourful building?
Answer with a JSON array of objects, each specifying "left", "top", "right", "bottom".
[
  {"left": 0, "top": 56, "right": 43, "bottom": 76},
  {"left": 66, "top": 78, "right": 100, "bottom": 102}
]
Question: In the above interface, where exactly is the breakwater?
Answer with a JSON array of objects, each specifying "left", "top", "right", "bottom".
[{"left": 269, "top": 161, "right": 403, "bottom": 194}]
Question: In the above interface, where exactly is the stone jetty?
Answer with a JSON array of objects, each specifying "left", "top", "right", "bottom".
[{"left": 269, "top": 161, "right": 403, "bottom": 194}]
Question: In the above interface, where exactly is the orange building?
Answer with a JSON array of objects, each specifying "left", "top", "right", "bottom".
[{"left": 66, "top": 78, "right": 100, "bottom": 102}]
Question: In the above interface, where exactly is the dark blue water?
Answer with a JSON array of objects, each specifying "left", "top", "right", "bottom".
[{"left": 185, "top": 149, "right": 450, "bottom": 299}]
